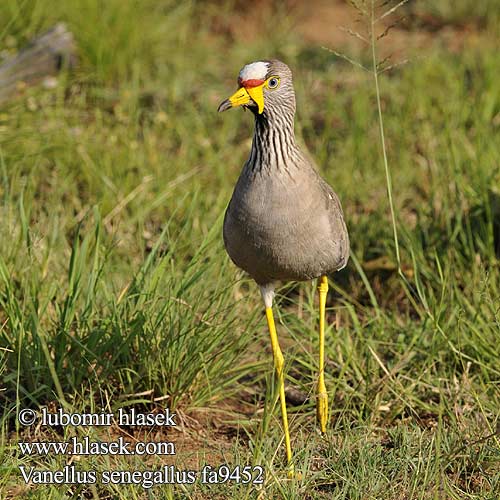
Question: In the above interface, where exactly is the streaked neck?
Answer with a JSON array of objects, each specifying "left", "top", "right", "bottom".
[{"left": 248, "top": 110, "right": 299, "bottom": 172}]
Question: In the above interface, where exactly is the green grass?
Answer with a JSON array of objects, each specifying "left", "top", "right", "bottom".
[{"left": 0, "top": 0, "right": 499, "bottom": 498}]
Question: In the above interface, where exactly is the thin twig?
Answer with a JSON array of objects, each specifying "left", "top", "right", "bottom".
[
  {"left": 379, "top": 57, "right": 410, "bottom": 73},
  {"left": 377, "top": 17, "right": 405, "bottom": 39},
  {"left": 347, "top": 0, "right": 367, "bottom": 16},
  {"left": 338, "top": 25, "right": 369, "bottom": 44},
  {"left": 375, "top": 0, "right": 410, "bottom": 23},
  {"left": 370, "top": 1, "right": 402, "bottom": 272},
  {"left": 446, "top": 428, "right": 500, "bottom": 465},
  {"left": 321, "top": 46, "right": 371, "bottom": 73},
  {"left": 376, "top": 53, "right": 393, "bottom": 71},
  {"left": 103, "top": 175, "right": 153, "bottom": 227}
]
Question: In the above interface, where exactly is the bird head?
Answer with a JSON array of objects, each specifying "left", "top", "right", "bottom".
[{"left": 218, "top": 60, "right": 294, "bottom": 116}]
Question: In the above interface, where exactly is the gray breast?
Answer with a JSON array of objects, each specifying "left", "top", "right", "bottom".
[{"left": 223, "top": 160, "right": 349, "bottom": 285}]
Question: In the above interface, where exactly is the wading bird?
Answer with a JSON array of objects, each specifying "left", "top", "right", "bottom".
[{"left": 218, "top": 60, "right": 349, "bottom": 473}]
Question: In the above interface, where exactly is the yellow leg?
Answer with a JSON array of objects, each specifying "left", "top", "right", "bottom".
[
  {"left": 265, "top": 306, "right": 293, "bottom": 475},
  {"left": 317, "top": 275, "right": 329, "bottom": 433}
]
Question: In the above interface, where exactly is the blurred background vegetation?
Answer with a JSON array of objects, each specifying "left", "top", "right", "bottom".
[{"left": 0, "top": 0, "right": 499, "bottom": 498}]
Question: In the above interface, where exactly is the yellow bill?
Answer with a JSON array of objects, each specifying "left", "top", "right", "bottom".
[{"left": 218, "top": 84, "right": 265, "bottom": 114}]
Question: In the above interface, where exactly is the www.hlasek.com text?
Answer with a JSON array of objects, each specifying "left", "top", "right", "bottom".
[{"left": 19, "top": 436, "right": 175, "bottom": 456}]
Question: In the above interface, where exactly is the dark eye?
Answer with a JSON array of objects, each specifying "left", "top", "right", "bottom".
[{"left": 267, "top": 77, "right": 280, "bottom": 89}]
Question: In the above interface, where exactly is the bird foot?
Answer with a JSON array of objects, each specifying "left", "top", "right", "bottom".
[
  {"left": 316, "top": 390, "right": 329, "bottom": 433},
  {"left": 286, "top": 466, "right": 302, "bottom": 480}
]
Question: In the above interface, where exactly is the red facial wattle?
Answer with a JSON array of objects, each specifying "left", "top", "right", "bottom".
[{"left": 238, "top": 78, "right": 265, "bottom": 88}]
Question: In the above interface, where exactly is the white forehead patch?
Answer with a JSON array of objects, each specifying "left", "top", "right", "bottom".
[{"left": 239, "top": 61, "right": 269, "bottom": 82}]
